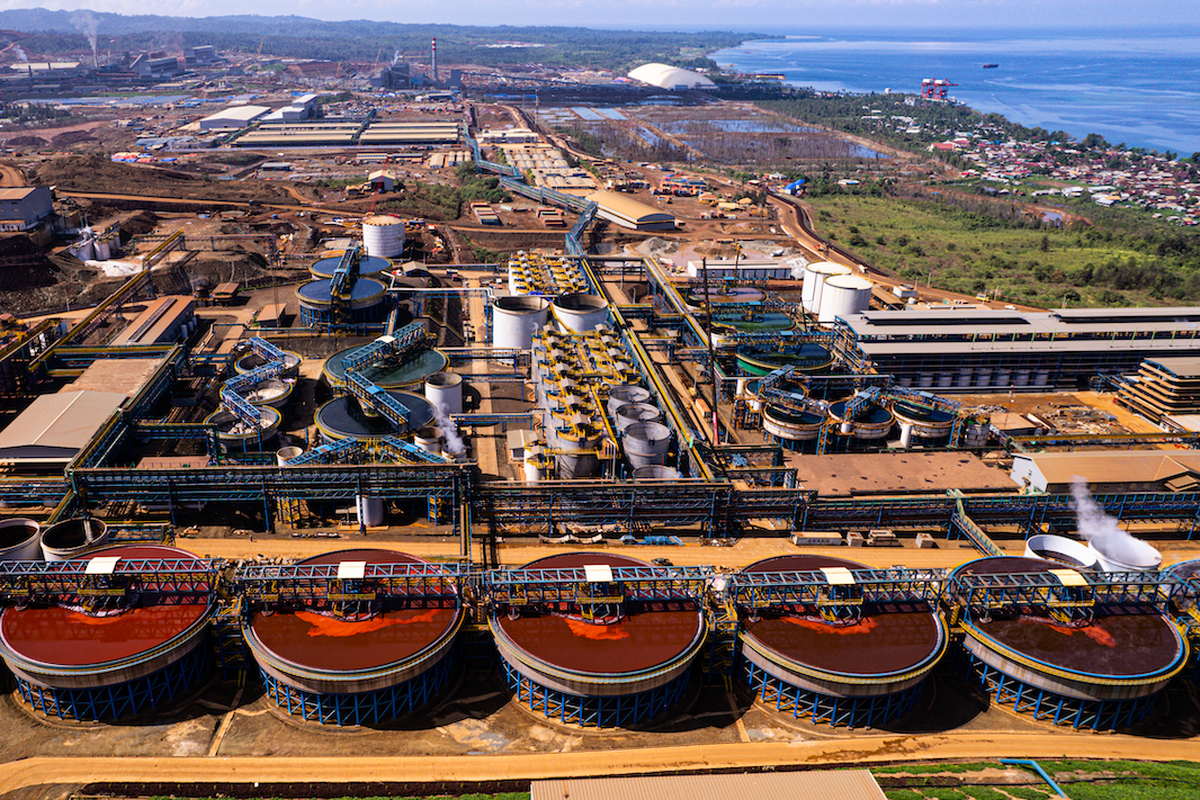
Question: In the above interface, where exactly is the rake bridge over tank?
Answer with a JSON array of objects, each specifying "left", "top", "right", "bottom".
[
  {"left": 949, "top": 568, "right": 1177, "bottom": 625},
  {"left": 731, "top": 567, "right": 944, "bottom": 625},
  {"left": 484, "top": 564, "right": 712, "bottom": 622},
  {"left": 236, "top": 560, "right": 465, "bottom": 615},
  {"left": 338, "top": 322, "right": 431, "bottom": 428},
  {"left": 0, "top": 556, "right": 214, "bottom": 602}
]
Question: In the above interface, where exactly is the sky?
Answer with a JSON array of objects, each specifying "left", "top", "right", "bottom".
[{"left": 0, "top": 0, "right": 1195, "bottom": 32}]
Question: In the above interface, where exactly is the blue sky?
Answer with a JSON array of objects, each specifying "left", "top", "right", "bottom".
[{"left": 0, "top": 0, "right": 1194, "bottom": 31}]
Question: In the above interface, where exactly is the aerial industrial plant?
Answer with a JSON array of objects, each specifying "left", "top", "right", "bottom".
[{"left": 0, "top": 37, "right": 1196, "bottom": 796}]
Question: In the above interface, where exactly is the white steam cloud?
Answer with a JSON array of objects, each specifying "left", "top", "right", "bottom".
[
  {"left": 1070, "top": 477, "right": 1161, "bottom": 570},
  {"left": 13, "top": 45, "right": 27, "bottom": 63},
  {"left": 433, "top": 402, "right": 465, "bottom": 456},
  {"left": 71, "top": 11, "right": 99, "bottom": 60}
]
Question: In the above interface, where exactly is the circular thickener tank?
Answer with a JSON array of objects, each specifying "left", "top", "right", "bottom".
[
  {"left": 552, "top": 293, "right": 609, "bottom": 333},
  {"left": 323, "top": 344, "right": 448, "bottom": 391},
  {"left": 492, "top": 295, "right": 550, "bottom": 350},
  {"left": 315, "top": 391, "right": 435, "bottom": 440},
  {"left": 829, "top": 399, "right": 894, "bottom": 440},
  {"left": 891, "top": 401, "right": 955, "bottom": 439},
  {"left": 245, "top": 549, "right": 463, "bottom": 725},
  {"left": 802, "top": 262, "right": 851, "bottom": 313},
  {"left": 736, "top": 343, "right": 834, "bottom": 377},
  {"left": 0, "top": 518, "right": 41, "bottom": 561},
  {"left": 951, "top": 556, "right": 1187, "bottom": 728},
  {"left": 235, "top": 349, "right": 301, "bottom": 377},
  {"left": 817, "top": 274, "right": 873, "bottom": 325},
  {"left": 361, "top": 215, "right": 407, "bottom": 259},
  {"left": 204, "top": 406, "right": 282, "bottom": 453},
  {"left": 425, "top": 371, "right": 464, "bottom": 416},
  {"left": 296, "top": 278, "right": 388, "bottom": 327},
  {"left": 0, "top": 544, "right": 214, "bottom": 720},
  {"left": 739, "top": 554, "right": 946, "bottom": 727},
  {"left": 241, "top": 377, "right": 294, "bottom": 408},
  {"left": 309, "top": 252, "right": 395, "bottom": 279},
  {"left": 41, "top": 517, "right": 109, "bottom": 561},
  {"left": 762, "top": 404, "right": 824, "bottom": 442},
  {"left": 491, "top": 552, "right": 706, "bottom": 726}
]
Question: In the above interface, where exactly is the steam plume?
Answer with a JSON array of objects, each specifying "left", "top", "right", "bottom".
[
  {"left": 433, "top": 403, "right": 465, "bottom": 456},
  {"left": 1070, "top": 477, "right": 1160, "bottom": 569}
]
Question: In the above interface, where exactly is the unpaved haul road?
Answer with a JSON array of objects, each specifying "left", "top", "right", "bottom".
[{"left": 2, "top": 732, "right": 1198, "bottom": 792}]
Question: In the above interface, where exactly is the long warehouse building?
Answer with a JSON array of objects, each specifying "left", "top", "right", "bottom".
[{"left": 836, "top": 307, "right": 1200, "bottom": 392}]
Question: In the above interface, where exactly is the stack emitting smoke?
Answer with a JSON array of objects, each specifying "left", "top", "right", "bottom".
[{"left": 1070, "top": 477, "right": 1162, "bottom": 571}]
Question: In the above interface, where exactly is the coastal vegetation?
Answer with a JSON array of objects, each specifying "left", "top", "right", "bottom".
[{"left": 808, "top": 189, "right": 1200, "bottom": 308}]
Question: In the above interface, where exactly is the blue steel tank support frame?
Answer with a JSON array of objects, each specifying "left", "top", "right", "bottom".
[
  {"left": 499, "top": 657, "right": 692, "bottom": 728},
  {"left": 961, "top": 647, "right": 1159, "bottom": 730},
  {"left": 14, "top": 639, "right": 212, "bottom": 721},
  {"left": 257, "top": 645, "right": 458, "bottom": 726},
  {"left": 740, "top": 653, "right": 925, "bottom": 729}
]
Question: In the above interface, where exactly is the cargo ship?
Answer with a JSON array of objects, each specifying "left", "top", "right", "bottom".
[{"left": 983, "top": 63, "right": 999, "bottom": 69}]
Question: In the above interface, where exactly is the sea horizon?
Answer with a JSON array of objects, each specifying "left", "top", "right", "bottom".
[{"left": 710, "top": 27, "right": 1200, "bottom": 156}]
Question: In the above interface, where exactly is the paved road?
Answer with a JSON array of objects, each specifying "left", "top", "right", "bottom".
[{"left": 3, "top": 733, "right": 1198, "bottom": 793}]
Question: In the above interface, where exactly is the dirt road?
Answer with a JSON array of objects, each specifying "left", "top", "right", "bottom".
[
  {"left": 3, "top": 732, "right": 1198, "bottom": 793},
  {"left": 0, "top": 160, "right": 24, "bottom": 187}
]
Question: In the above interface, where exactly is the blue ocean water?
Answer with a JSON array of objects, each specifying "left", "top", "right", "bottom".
[{"left": 711, "top": 29, "right": 1200, "bottom": 156}]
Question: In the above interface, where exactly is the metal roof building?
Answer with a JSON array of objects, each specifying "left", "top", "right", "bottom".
[
  {"left": 1011, "top": 450, "right": 1200, "bottom": 494},
  {"left": 198, "top": 105, "right": 270, "bottom": 131},
  {"left": 0, "top": 390, "right": 126, "bottom": 466},
  {"left": 533, "top": 769, "right": 886, "bottom": 800},
  {"left": 586, "top": 190, "right": 676, "bottom": 231},
  {"left": 837, "top": 307, "right": 1200, "bottom": 393}
]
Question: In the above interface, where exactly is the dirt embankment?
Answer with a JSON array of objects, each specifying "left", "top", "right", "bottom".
[{"left": 35, "top": 154, "right": 297, "bottom": 206}]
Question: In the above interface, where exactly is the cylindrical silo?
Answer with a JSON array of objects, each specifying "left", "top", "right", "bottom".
[
  {"left": 615, "top": 402, "right": 663, "bottom": 432},
  {"left": 492, "top": 295, "right": 550, "bottom": 349},
  {"left": 632, "top": 465, "right": 681, "bottom": 480},
  {"left": 0, "top": 518, "right": 41, "bottom": 562},
  {"left": 801, "top": 262, "right": 850, "bottom": 313},
  {"left": 551, "top": 293, "right": 609, "bottom": 333},
  {"left": 276, "top": 446, "right": 303, "bottom": 465},
  {"left": 425, "top": 371, "right": 464, "bottom": 416},
  {"left": 361, "top": 215, "right": 406, "bottom": 258},
  {"left": 623, "top": 421, "right": 672, "bottom": 469},
  {"left": 40, "top": 518, "right": 109, "bottom": 561},
  {"left": 607, "top": 385, "right": 650, "bottom": 416},
  {"left": 817, "top": 274, "right": 873, "bottom": 325}
]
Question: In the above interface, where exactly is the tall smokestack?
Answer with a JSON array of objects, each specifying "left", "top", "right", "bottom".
[{"left": 431, "top": 37, "right": 438, "bottom": 84}]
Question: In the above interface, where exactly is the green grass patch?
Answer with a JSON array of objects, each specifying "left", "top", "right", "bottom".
[
  {"left": 806, "top": 193, "right": 1200, "bottom": 307},
  {"left": 1000, "top": 788, "right": 1051, "bottom": 800},
  {"left": 885, "top": 791, "right": 927, "bottom": 800}
]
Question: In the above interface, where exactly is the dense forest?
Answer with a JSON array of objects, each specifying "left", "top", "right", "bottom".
[{"left": 0, "top": 11, "right": 753, "bottom": 71}]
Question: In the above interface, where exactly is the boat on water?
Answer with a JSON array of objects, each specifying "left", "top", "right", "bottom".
[{"left": 982, "top": 63, "right": 999, "bottom": 69}]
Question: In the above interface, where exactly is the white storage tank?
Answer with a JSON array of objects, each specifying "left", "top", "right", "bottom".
[
  {"left": 492, "top": 295, "right": 550, "bottom": 349},
  {"left": 801, "top": 262, "right": 850, "bottom": 313},
  {"left": 40, "top": 518, "right": 108, "bottom": 561},
  {"left": 551, "top": 293, "right": 609, "bottom": 333},
  {"left": 0, "top": 518, "right": 41, "bottom": 562},
  {"left": 361, "top": 215, "right": 406, "bottom": 258},
  {"left": 817, "top": 274, "right": 873, "bottom": 325},
  {"left": 425, "top": 371, "right": 464, "bottom": 416}
]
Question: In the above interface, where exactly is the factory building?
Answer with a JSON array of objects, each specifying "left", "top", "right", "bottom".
[
  {"left": 184, "top": 45, "right": 216, "bottom": 65},
  {"left": 108, "top": 296, "right": 195, "bottom": 347},
  {"left": 1011, "top": 450, "right": 1200, "bottom": 494},
  {"left": 131, "top": 55, "right": 181, "bottom": 80},
  {"left": 837, "top": 307, "right": 1200, "bottom": 392},
  {"left": 0, "top": 390, "right": 126, "bottom": 467},
  {"left": 627, "top": 63, "right": 717, "bottom": 91},
  {"left": 0, "top": 187, "right": 52, "bottom": 232},
  {"left": 199, "top": 105, "right": 270, "bottom": 131},
  {"left": 686, "top": 259, "right": 793, "bottom": 281},
  {"left": 586, "top": 190, "right": 675, "bottom": 231}
]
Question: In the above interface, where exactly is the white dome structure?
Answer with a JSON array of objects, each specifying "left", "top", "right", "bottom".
[{"left": 627, "top": 63, "right": 717, "bottom": 91}]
